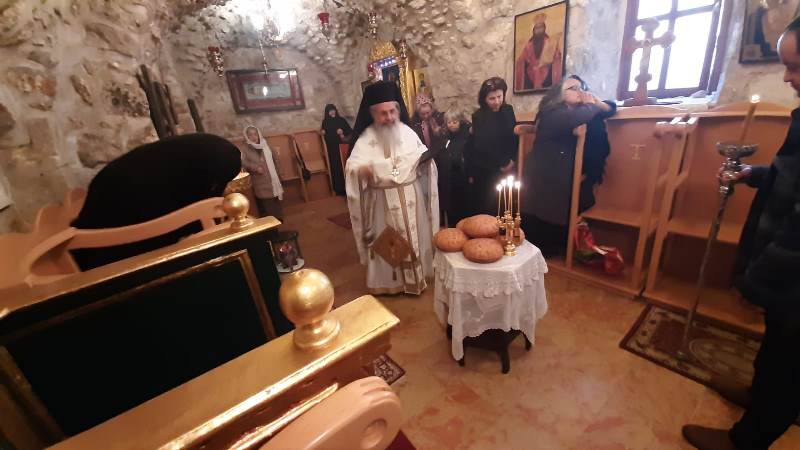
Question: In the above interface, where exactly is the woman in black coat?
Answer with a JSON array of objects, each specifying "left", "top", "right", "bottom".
[
  {"left": 320, "top": 104, "right": 352, "bottom": 196},
  {"left": 465, "top": 77, "right": 519, "bottom": 216},
  {"left": 520, "top": 75, "right": 617, "bottom": 257},
  {"left": 439, "top": 109, "right": 471, "bottom": 225}
]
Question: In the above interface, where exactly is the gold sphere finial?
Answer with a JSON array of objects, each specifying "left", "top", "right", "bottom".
[
  {"left": 279, "top": 268, "right": 340, "bottom": 350},
  {"left": 222, "top": 193, "right": 254, "bottom": 230}
]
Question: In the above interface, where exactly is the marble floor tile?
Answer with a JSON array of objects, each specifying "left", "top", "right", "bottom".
[{"left": 286, "top": 196, "right": 800, "bottom": 449}]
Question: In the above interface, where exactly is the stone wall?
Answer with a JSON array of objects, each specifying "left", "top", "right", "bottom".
[
  {"left": 0, "top": 0, "right": 185, "bottom": 233},
  {"left": 1, "top": 0, "right": 796, "bottom": 234}
]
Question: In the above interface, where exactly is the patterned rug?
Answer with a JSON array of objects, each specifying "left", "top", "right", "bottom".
[
  {"left": 327, "top": 212, "right": 352, "bottom": 230},
  {"left": 620, "top": 304, "right": 759, "bottom": 387},
  {"left": 366, "top": 354, "right": 406, "bottom": 385}
]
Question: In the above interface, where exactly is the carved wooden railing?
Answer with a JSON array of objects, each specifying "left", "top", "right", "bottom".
[{"left": 1, "top": 194, "right": 401, "bottom": 449}]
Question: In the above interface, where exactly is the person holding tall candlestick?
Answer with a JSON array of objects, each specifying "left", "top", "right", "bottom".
[{"left": 681, "top": 18, "right": 800, "bottom": 450}]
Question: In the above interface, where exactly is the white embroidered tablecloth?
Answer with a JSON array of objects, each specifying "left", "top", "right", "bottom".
[{"left": 434, "top": 240, "right": 549, "bottom": 360}]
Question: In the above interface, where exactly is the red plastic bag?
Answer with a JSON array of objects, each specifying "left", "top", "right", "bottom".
[{"left": 573, "top": 221, "right": 625, "bottom": 276}]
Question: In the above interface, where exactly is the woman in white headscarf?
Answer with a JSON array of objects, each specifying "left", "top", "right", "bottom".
[{"left": 241, "top": 125, "right": 284, "bottom": 220}]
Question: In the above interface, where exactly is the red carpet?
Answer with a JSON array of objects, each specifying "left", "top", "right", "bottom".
[{"left": 327, "top": 212, "right": 352, "bottom": 230}]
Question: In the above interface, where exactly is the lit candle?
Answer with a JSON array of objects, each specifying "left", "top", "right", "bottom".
[
  {"left": 515, "top": 181, "right": 521, "bottom": 214},
  {"left": 501, "top": 179, "right": 507, "bottom": 212},
  {"left": 496, "top": 184, "right": 503, "bottom": 217},
  {"left": 506, "top": 176, "right": 514, "bottom": 214},
  {"left": 739, "top": 94, "right": 760, "bottom": 143}
]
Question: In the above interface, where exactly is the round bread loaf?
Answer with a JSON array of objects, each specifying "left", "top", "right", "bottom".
[
  {"left": 462, "top": 238, "right": 504, "bottom": 264},
  {"left": 434, "top": 228, "right": 468, "bottom": 252},
  {"left": 462, "top": 214, "right": 500, "bottom": 239},
  {"left": 455, "top": 218, "right": 468, "bottom": 232}
]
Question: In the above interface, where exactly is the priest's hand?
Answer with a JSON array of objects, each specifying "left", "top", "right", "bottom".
[
  {"left": 501, "top": 160, "right": 515, "bottom": 174},
  {"left": 358, "top": 164, "right": 374, "bottom": 183}
]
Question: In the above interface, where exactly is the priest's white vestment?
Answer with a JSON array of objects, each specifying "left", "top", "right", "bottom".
[{"left": 345, "top": 124, "right": 439, "bottom": 295}]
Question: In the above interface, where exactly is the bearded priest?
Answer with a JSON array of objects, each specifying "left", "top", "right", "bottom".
[{"left": 345, "top": 81, "right": 439, "bottom": 295}]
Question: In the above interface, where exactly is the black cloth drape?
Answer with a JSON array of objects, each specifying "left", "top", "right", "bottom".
[{"left": 71, "top": 133, "right": 241, "bottom": 270}]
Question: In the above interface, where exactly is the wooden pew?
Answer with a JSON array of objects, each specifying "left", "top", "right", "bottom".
[
  {"left": 547, "top": 106, "right": 689, "bottom": 297},
  {"left": 643, "top": 101, "right": 791, "bottom": 335},
  {"left": 0, "top": 197, "right": 293, "bottom": 448}
]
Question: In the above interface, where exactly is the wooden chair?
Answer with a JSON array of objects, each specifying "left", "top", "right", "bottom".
[
  {"left": 1, "top": 211, "right": 298, "bottom": 449},
  {"left": 551, "top": 106, "right": 690, "bottom": 297},
  {"left": 339, "top": 143, "right": 349, "bottom": 177},
  {"left": 642, "top": 101, "right": 791, "bottom": 335},
  {"left": 0, "top": 188, "right": 87, "bottom": 290},
  {"left": 293, "top": 129, "right": 335, "bottom": 200},
  {"left": 266, "top": 133, "right": 308, "bottom": 203},
  {"left": 6, "top": 231, "right": 402, "bottom": 450},
  {"left": 513, "top": 123, "right": 536, "bottom": 179},
  {"left": 20, "top": 197, "right": 225, "bottom": 286}
]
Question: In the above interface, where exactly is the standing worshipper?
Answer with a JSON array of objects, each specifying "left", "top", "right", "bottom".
[
  {"left": 520, "top": 75, "right": 616, "bottom": 257},
  {"left": 440, "top": 109, "right": 471, "bottom": 225},
  {"left": 466, "top": 77, "right": 518, "bottom": 216},
  {"left": 514, "top": 13, "right": 564, "bottom": 91},
  {"left": 681, "top": 17, "right": 800, "bottom": 450},
  {"left": 241, "top": 125, "right": 284, "bottom": 221},
  {"left": 321, "top": 104, "right": 352, "bottom": 196},
  {"left": 345, "top": 81, "right": 439, "bottom": 295},
  {"left": 410, "top": 93, "right": 448, "bottom": 221}
]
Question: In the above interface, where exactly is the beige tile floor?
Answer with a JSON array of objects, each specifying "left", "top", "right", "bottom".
[{"left": 282, "top": 196, "right": 800, "bottom": 450}]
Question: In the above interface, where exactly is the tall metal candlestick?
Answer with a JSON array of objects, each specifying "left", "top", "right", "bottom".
[
  {"left": 677, "top": 141, "right": 758, "bottom": 361},
  {"left": 506, "top": 176, "right": 514, "bottom": 214},
  {"left": 515, "top": 181, "right": 521, "bottom": 214}
]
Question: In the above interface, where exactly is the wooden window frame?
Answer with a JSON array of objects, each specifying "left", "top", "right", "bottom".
[{"left": 617, "top": 0, "right": 732, "bottom": 100}]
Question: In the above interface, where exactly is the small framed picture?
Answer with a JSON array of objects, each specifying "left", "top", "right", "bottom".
[
  {"left": 740, "top": 0, "right": 800, "bottom": 64},
  {"left": 226, "top": 68, "right": 305, "bottom": 114}
]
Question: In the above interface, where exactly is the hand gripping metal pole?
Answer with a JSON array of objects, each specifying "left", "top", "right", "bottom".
[{"left": 676, "top": 141, "right": 758, "bottom": 360}]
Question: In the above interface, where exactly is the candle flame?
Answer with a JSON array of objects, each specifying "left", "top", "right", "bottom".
[
  {"left": 501, "top": 180, "right": 507, "bottom": 187},
  {"left": 506, "top": 175, "right": 514, "bottom": 185},
  {"left": 514, "top": 181, "right": 521, "bottom": 188},
  {"left": 751, "top": 94, "right": 760, "bottom": 103},
  {"left": 496, "top": 184, "right": 503, "bottom": 191}
]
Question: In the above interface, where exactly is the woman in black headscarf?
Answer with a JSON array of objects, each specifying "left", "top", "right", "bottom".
[
  {"left": 321, "top": 104, "right": 352, "bottom": 196},
  {"left": 71, "top": 133, "right": 241, "bottom": 270},
  {"left": 465, "top": 77, "right": 519, "bottom": 216}
]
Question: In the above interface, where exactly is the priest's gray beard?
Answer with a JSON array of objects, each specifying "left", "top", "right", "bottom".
[{"left": 372, "top": 121, "right": 403, "bottom": 155}]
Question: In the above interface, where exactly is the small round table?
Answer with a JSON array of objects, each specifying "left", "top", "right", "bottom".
[{"left": 434, "top": 240, "right": 549, "bottom": 373}]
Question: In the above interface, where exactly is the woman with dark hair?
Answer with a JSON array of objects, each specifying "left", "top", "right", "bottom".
[
  {"left": 465, "top": 76, "right": 519, "bottom": 215},
  {"left": 321, "top": 104, "right": 352, "bottom": 195},
  {"left": 520, "top": 75, "right": 617, "bottom": 257}
]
